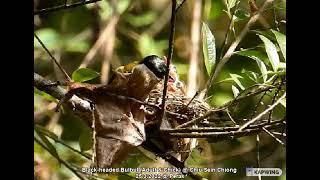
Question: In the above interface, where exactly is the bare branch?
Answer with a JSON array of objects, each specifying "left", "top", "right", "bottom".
[
  {"left": 34, "top": 73, "right": 92, "bottom": 120},
  {"left": 34, "top": 0, "right": 101, "bottom": 15},
  {"left": 168, "top": 122, "right": 283, "bottom": 139},
  {"left": 262, "top": 127, "right": 285, "bottom": 146},
  {"left": 160, "top": 0, "right": 178, "bottom": 124},
  {"left": 162, "top": 119, "right": 284, "bottom": 133},
  {"left": 238, "top": 92, "right": 286, "bottom": 131}
]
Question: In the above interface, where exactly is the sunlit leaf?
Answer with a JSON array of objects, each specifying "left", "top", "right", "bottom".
[
  {"left": 279, "top": 62, "right": 286, "bottom": 69},
  {"left": 271, "top": 30, "right": 286, "bottom": 61},
  {"left": 232, "top": 85, "right": 240, "bottom": 98},
  {"left": 251, "top": 30, "right": 276, "bottom": 41},
  {"left": 227, "top": 0, "right": 237, "bottom": 10},
  {"left": 236, "top": 50, "right": 269, "bottom": 64},
  {"left": 72, "top": 68, "right": 100, "bottom": 82},
  {"left": 215, "top": 77, "right": 234, "bottom": 84},
  {"left": 259, "top": 35, "right": 280, "bottom": 72},
  {"left": 230, "top": 73, "right": 245, "bottom": 90},
  {"left": 202, "top": 22, "right": 216, "bottom": 75},
  {"left": 236, "top": 50, "right": 268, "bottom": 82},
  {"left": 241, "top": 69, "right": 259, "bottom": 82},
  {"left": 255, "top": 59, "right": 268, "bottom": 82},
  {"left": 280, "top": 98, "right": 286, "bottom": 108}
]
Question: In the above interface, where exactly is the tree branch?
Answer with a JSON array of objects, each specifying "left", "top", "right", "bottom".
[
  {"left": 34, "top": 0, "right": 101, "bottom": 15},
  {"left": 238, "top": 92, "right": 286, "bottom": 131},
  {"left": 160, "top": 0, "right": 178, "bottom": 125},
  {"left": 167, "top": 122, "right": 284, "bottom": 139},
  {"left": 34, "top": 73, "right": 92, "bottom": 120}
]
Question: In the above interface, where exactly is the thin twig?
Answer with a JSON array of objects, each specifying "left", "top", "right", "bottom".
[
  {"left": 186, "top": 91, "right": 199, "bottom": 107},
  {"left": 90, "top": 105, "right": 97, "bottom": 167},
  {"left": 162, "top": 119, "right": 284, "bottom": 133},
  {"left": 34, "top": 34, "right": 71, "bottom": 82},
  {"left": 168, "top": 122, "right": 283, "bottom": 139},
  {"left": 176, "top": 107, "right": 226, "bottom": 128},
  {"left": 262, "top": 127, "right": 285, "bottom": 146},
  {"left": 268, "top": 78, "right": 285, "bottom": 122},
  {"left": 34, "top": 0, "right": 101, "bottom": 15},
  {"left": 249, "top": 77, "right": 279, "bottom": 120},
  {"left": 238, "top": 92, "right": 286, "bottom": 131},
  {"left": 226, "top": 108, "right": 237, "bottom": 125},
  {"left": 219, "top": 0, "right": 240, "bottom": 60},
  {"left": 160, "top": 0, "right": 178, "bottom": 125},
  {"left": 176, "top": 0, "right": 187, "bottom": 12},
  {"left": 272, "top": 131, "right": 286, "bottom": 137}
]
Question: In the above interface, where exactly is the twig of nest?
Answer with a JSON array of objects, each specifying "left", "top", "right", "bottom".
[{"left": 144, "top": 87, "right": 211, "bottom": 162}]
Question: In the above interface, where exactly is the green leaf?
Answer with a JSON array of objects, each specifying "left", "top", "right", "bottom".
[
  {"left": 72, "top": 68, "right": 100, "bottom": 82},
  {"left": 259, "top": 35, "right": 280, "bottom": 72},
  {"left": 236, "top": 50, "right": 268, "bottom": 82},
  {"left": 230, "top": 74, "right": 245, "bottom": 90},
  {"left": 227, "top": 0, "right": 237, "bottom": 10},
  {"left": 236, "top": 50, "right": 269, "bottom": 64},
  {"left": 255, "top": 59, "right": 268, "bottom": 82},
  {"left": 202, "top": 22, "right": 216, "bottom": 75},
  {"left": 271, "top": 30, "right": 286, "bottom": 61},
  {"left": 35, "top": 124, "right": 58, "bottom": 141},
  {"left": 251, "top": 30, "right": 276, "bottom": 41},
  {"left": 79, "top": 128, "right": 93, "bottom": 152},
  {"left": 279, "top": 62, "right": 286, "bottom": 69},
  {"left": 231, "top": 85, "right": 240, "bottom": 98},
  {"left": 280, "top": 98, "right": 286, "bottom": 108},
  {"left": 234, "top": 8, "right": 250, "bottom": 21},
  {"left": 35, "top": 130, "right": 60, "bottom": 162},
  {"left": 243, "top": 70, "right": 259, "bottom": 82}
]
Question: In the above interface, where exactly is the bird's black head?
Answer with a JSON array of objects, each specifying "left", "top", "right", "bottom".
[{"left": 140, "top": 55, "right": 167, "bottom": 79}]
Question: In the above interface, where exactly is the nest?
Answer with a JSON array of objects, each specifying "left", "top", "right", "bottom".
[{"left": 144, "top": 85, "right": 210, "bottom": 162}]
